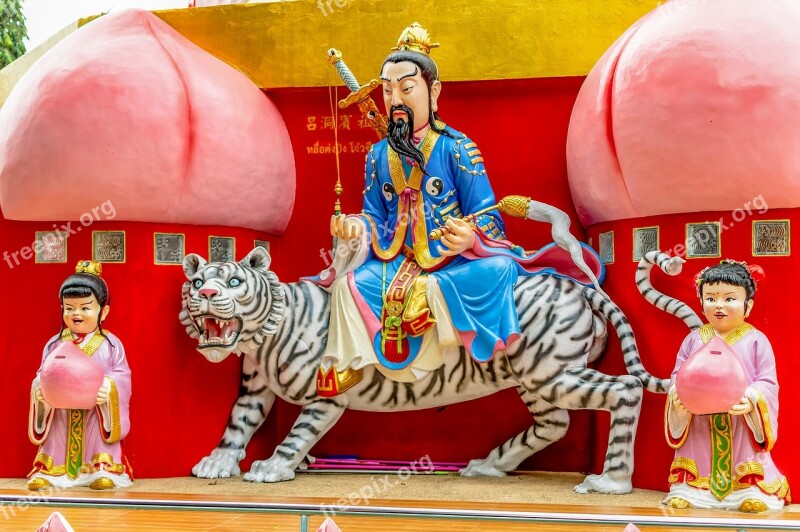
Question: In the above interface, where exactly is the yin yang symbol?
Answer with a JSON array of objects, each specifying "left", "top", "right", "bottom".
[{"left": 425, "top": 177, "right": 444, "bottom": 196}]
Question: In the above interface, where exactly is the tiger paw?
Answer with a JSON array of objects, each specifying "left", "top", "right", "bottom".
[
  {"left": 192, "top": 448, "right": 244, "bottom": 479},
  {"left": 244, "top": 459, "right": 295, "bottom": 483},
  {"left": 574, "top": 473, "right": 632, "bottom": 494},
  {"left": 459, "top": 459, "right": 506, "bottom": 478}
]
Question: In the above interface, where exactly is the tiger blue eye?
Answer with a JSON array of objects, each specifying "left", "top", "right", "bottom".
[
  {"left": 229, "top": 278, "right": 241, "bottom": 287},
  {"left": 193, "top": 279, "right": 203, "bottom": 289}
]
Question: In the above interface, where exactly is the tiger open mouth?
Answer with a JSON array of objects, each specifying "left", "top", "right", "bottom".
[{"left": 193, "top": 315, "right": 243, "bottom": 349}]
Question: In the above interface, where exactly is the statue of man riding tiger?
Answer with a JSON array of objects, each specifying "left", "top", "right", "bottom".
[
  {"left": 316, "top": 22, "right": 605, "bottom": 396},
  {"left": 182, "top": 22, "right": 667, "bottom": 492}
]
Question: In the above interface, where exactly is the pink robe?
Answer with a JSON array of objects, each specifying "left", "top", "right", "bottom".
[
  {"left": 28, "top": 331, "right": 131, "bottom": 486},
  {"left": 665, "top": 325, "right": 790, "bottom": 507}
]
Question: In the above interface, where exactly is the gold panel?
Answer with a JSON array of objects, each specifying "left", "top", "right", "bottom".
[{"left": 1, "top": 0, "right": 657, "bottom": 104}]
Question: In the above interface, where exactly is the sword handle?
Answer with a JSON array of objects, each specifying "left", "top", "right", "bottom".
[{"left": 328, "top": 48, "right": 360, "bottom": 93}]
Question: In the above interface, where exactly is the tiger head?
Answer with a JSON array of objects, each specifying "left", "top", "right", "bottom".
[{"left": 180, "top": 247, "right": 285, "bottom": 363}]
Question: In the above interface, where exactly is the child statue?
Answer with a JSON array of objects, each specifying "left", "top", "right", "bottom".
[
  {"left": 27, "top": 260, "right": 132, "bottom": 490},
  {"left": 664, "top": 259, "right": 790, "bottom": 512}
]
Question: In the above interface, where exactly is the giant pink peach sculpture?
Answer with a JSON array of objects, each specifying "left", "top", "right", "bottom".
[
  {"left": 0, "top": 9, "right": 295, "bottom": 233},
  {"left": 567, "top": 0, "right": 800, "bottom": 226}
]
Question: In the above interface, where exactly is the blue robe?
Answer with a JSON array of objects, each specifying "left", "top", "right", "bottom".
[{"left": 352, "top": 123, "right": 602, "bottom": 370}]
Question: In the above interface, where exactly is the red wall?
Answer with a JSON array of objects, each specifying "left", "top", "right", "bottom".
[{"left": 6, "top": 77, "right": 778, "bottom": 492}]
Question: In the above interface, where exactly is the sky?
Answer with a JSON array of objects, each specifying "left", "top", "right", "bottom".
[{"left": 23, "top": 0, "right": 188, "bottom": 50}]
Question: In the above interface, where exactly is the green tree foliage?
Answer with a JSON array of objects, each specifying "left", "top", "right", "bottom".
[{"left": 1, "top": 0, "right": 27, "bottom": 69}]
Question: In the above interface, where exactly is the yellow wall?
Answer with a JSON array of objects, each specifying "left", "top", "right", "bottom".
[
  {"left": 148, "top": 0, "right": 657, "bottom": 87},
  {"left": 1, "top": 0, "right": 657, "bottom": 104}
]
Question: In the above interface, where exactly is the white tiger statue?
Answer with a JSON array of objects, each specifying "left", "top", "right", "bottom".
[{"left": 180, "top": 246, "right": 670, "bottom": 494}]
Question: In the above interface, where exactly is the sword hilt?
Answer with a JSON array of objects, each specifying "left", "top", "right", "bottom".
[
  {"left": 327, "top": 48, "right": 388, "bottom": 139},
  {"left": 328, "top": 48, "right": 360, "bottom": 93}
]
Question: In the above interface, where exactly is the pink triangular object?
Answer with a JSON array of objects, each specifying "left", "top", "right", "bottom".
[
  {"left": 675, "top": 336, "right": 748, "bottom": 415},
  {"left": 37, "top": 512, "right": 75, "bottom": 532},
  {"left": 623, "top": 524, "right": 641, "bottom": 532},
  {"left": 316, "top": 518, "right": 342, "bottom": 532},
  {"left": 40, "top": 341, "right": 104, "bottom": 409}
]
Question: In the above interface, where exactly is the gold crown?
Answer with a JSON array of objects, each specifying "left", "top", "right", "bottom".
[
  {"left": 392, "top": 22, "right": 440, "bottom": 56},
  {"left": 75, "top": 260, "right": 103, "bottom": 277}
]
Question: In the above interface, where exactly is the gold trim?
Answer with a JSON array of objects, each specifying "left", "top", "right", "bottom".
[
  {"left": 154, "top": 232, "right": 186, "bottom": 265},
  {"left": 759, "top": 476, "right": 791, "bottom": 500},
  {"left": 685, "top": 222, "right": 722, "bottom": 259},
  {"left": 387, "top": 147, "right": 408, "bottom": 197},
  {"left": 470, "top": 156, "right": 484, "bottom": 165},
  {"left": 374, "top": 125, "right": 443, "bottom": 265},
  {"left": 208, "top": 236, "right": 236, "bottom": 263},
  {"left": 669, "top": 456, "right": 773, "bottom": 492},
  {"left": 752, "top": 219, "right": 790, "bottom": 257},
  {"left": 463, "top": 142, "right": 477, "bottom": 150},
  {"left": 669, "top": 456, "right": 699, "bottom": 482},
  {"left": 365, "top": 212, "right": 405, "bottom": 261},
  {"left": 439, "top": 202, "right": 461, "bottom": 216},
  {"left": 91, "top": 452, "right": 126, "bottom": 474},
  {"left": 632, "top": 226, "right": 659, "bottom": 263},
  {"left": 698, "top": 323, "right": 754, "bottom": 346},
  {"left": 698, "top": 322, "right": 753, "bottom": 345},
  {"left": 750, "top": 388, "right": 776, "bottom": 451},
  {"left": 664, "top": 396, "right": 691, "bottom": 449},
  {"left": 92, "top": 231, "right": 127, "bottom": 264},
  {"left": 316, "top": 365, "right": 364, "bottom": 396},
  {"left": 402, "top": 274, "right": 436, "bottom": 336},
  {"left": 699, "top": 324, "right": 714, "bottom": 343},
  {"left": 29, "top": 452, "right": 66, "bottom": 477},
  {"left": 414, "top": 183, "right": 447, "bottom": 269},
  {"left": 61, "top": 329, "right": 108, "bottom": 356},
  {"left": 34, "top": 231, "right": 68, "bottom": 264},
  {"left": 33, "top": 452, "right": 54, "bottom": 472},
  {"left": 736, "top": 461, "right": 765, "bottom": 478},
  {"left": 101, "top": 379, "right": 122, "bottom": 444}
]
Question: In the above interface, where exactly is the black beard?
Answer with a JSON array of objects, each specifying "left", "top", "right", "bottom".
[{"left": 387, "top": 105, "right": 427, "bottom": 173}]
